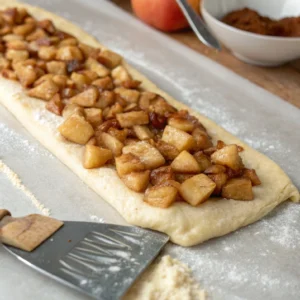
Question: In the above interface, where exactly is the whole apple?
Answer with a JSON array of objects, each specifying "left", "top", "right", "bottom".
[{"left": 131, "top": 0, "right": 200, "bottom": 32}]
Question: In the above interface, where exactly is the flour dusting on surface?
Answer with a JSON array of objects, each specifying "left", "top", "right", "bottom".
[
  {"left": 0, "top": 160, "right": 50, "bottom": 216},
  {"left": 124, "top": 255, "right": 206, "bottom": 300}
]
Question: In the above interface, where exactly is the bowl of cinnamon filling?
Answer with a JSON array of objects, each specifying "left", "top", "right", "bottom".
[{"left": 201, "top": 0, "right": 300, "bottom": 66}]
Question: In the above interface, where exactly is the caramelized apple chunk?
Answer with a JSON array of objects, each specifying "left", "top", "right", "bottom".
[
  {"left": 222, "top": 178, "right": 253, "bottom": 200},
  {"left": 15, "top": 64, "right": 37, "bottom": 87},
  {"left": 168, "top": 117, "right": 194, "bottom": 132},
  {"left": 115, "top": 87, "right": 140, "bottom": 103},
  {"left": 84, "top": 108, "right": 103, "bottom": 127},
  {"left": 122, "top": 141, "right": 165, "bottom": 169},
  {"left": 100, "top": 131, "right": 124, "bottom": 157},
  {"left": 70, "top": 86, "right": 98, "bottom": 107},
  {"left": 211, "top": 144, "right": 244, "bottom": 171},
  {"left": 155, "top": 140, "right": 179, "bottom": 161},
  {"left": 46, "top": 93, "right": 64, "bottom": 116},
  {"left": 58, "top": 114, "right": 94, "bottom": 145},
  {"left": 144, "top": 185, "right": 178, "bottom": 208},
  {"left": 179, "top": 174, "right": 216, "bottom": 206},
  {"left": 242, "top": 169, "right": 261, "bottom": 186},
  {"left": 162, "top": 125, "right": 195, "bottom": 152},
  {"left": 116, "top": 111, "right": 149, "bottom": 128},
  {"left": 204, "top": 164, "right": 226, "bottom": 174},
  {"left": 27, "top": 79, "right": 59, "bottom": 101},
  {"left": 171, "top": 151, "right": 200, "bottom": 174},
  {"left": 208, "top": 173, "right": 228, "bottom": 195},
  {"left": 115, "top": 153, "right": 145, "bottom": 176},
  {"left": 83, "top": 145, "right": 113, "bottom": 169},
  {"left": 62, "top": 103, "right": 84, "bottom": 119},
  {"left": 111, "top": 65, "right": 131, "bottom": 85},
  {"left": 98, "top": 50, "right": 122, "bottom": 69},
  {"left": 121, "top": 170, "right": 150, "bottom": 193},
  {"left": 192, "top": 128, "right": 213, "bottom": 150},
  {"left": 133, "top": 125, "right": 153, "bottom": 140},
  {"left": 86, "top": 57, "right": 109, "bottom": 77},
  {"left": 107, "top": 127, "right": 128, "bottom": 142},
  {"left": 150, "top": 166, "right": 174, "bottom": 186},
  {"left": 193, "top": 151, "right": 211, "bottom": 172},
  {"left": 56, "top": 45, "right": 83, "bottom": 61}
]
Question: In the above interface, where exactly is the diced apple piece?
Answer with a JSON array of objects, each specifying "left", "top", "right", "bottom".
[
  {"left": 98, "top": 50, "right": 122, "bottom": 68},
  {"left": 27, "top": 79, "right": 59, "bottom": 101},
  {"left": 155, "top": 140, "right": 179, "bottom": 160},
  {"left": 115, "top": 87, "right": 140, "bottom": 103},
  {"left": 46, "top": 94, "right": 64, "bottom": 116},
  {"left": 101, "top": 132, "right": 124, "bottom": 157},
  {"left": 95, "top": 91, "right": 115, "bottom": 109},
  {"left": 175, "top": 173, "right": 194, "bottom": 183},
  {"left": 133, "top": 125, "right": 153, "bottom": 140},
  {"left": 58, "top": 115, "right": 94, "bottom": 145},
  {"left": 46, "top": 61, "right": 67, "bottom": 75},
  {"left": 107, "top": 127, "right": 128, "bottom": 142},
  {"left": 168, "top": 117, "right": 194, "bottom": 132},
  {"left": 111, "top": 65, "right": 131, "bottom": 85},
  {"left": 211, "top": 144, "right": 243, "bottom": 170},
  {"left": 150, "top": 166, "right": 174, "bottom": 186},
  {"left": 70, "top": 87, "right": 98, "bottom": 107},
  {"left": 179, "top": 174, "right": 216, "bottom": 206},
  {"left": 204, "top": 164, "right": 226, "bottom": 174},
  {"left": 193, "top": 151, "right": 211, "bottom": 172},
  {"left": 115, "top": 153, "right": 145, "bottom": 176},
  {"left": 150, "top": 97, "right": 176, "bottom": 115},
  {"left": 62, "top": 103, "right": 84, "bottom": 119},
  {"left": 56, "top": 46, "right": 83, "bottom": 61},
  {"left": 92, "top": 76, "right": 114, "bottom": 91},
  {"left": 139, "top": 91, "right": 156, "bottom": 110},
  {"left": 122, "top": 79, "right": 141, "bottom": 89},
  {"left": 192, "top": 128, "right": 213, "bottom": 150},
  {"left": 222, "top": 178, "right": 253, "bottom": 200},
  {"left": 84, "top": 108, "right": 103, "bottom": 127},
  {"left": 144, "top": 185, "right": 178, "bottom": 208},
  {"left": 83, "top": 145, "right": 113, "bottom": 169},
  {"left": 242, "top": 169, "right": 261, "bottom": 186},
  {"left": 71, "top": 72, "right": 90, "bottom": 90},
  {"left": 116, "top": 111, "right": 149, "bottom": 128},
  {"left": 121, "top": 170, "right": 150, "bottom": 193},
  {"left": 171, "top": 151, "right": 200, "bottom": 174},
  {"left": 15, "top": 64, "right": 37, "bottom": 87},
  {"left": 85, "top": 57, "right": 110, "bottom": 77},
  {"left": 122, "top": 141, "right": 165, "bottom": 169},
  {"left": 104, "top": 102, "right": 123, "bottom": 119},
  {"left": 162, "top": 125, "right": 195, "bottom": 152},
  {"left": 208, "top": 173, "right": 228, "bottom": 195}
]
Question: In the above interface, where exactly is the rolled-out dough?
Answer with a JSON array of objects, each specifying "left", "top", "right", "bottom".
[{"left": 0, "top": 0, "right": 298, "bottom": 249}]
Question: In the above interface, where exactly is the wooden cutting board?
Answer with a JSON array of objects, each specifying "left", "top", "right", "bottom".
[{"left": 112, "top": 0, "right": 300, "bottom": 109}]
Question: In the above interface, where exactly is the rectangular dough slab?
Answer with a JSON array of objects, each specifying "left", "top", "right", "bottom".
[{"left": 0, "top": 0, "right": 299, "bottom": 247}]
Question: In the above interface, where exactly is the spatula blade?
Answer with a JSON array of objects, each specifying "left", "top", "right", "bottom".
[{"left": 4, "top": 222, "right": 169, "bottom": 300}]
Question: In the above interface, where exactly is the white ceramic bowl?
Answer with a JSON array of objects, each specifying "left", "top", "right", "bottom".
[{"left": 201, "top": 0, "right": 300, "bottom": 66}]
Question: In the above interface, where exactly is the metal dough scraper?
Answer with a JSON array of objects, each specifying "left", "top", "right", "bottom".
[{"left": 0, "top": 209, "right": 169, "bottom": 299}]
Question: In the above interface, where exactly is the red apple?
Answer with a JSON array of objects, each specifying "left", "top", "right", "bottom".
[{"left": 131, "top": 0, "right": 200, "bottom": 32}]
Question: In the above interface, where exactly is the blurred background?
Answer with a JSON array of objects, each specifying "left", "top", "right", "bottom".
[{"left": 112, "top": 0, "right": 300, "bottom": 109}]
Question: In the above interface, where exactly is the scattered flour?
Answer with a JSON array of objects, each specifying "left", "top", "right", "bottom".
[
  {"left": 124, "top": 255, "right": 205, "bottom": 300},
  {"left": 0, "top": 159, "right": 50, "bottom": 216}
]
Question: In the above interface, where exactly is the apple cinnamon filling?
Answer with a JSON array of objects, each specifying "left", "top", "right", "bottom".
[{"left": 0, "top": 7, "right": 261, "bottom": 208}]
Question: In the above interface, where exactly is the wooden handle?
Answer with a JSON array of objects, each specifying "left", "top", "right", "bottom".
[
  {"left": 0, "top": 210, "right": 63, "bottom": 252},
  {"left": 0, "top": 209, "right": 11, "bottom": 221}
]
